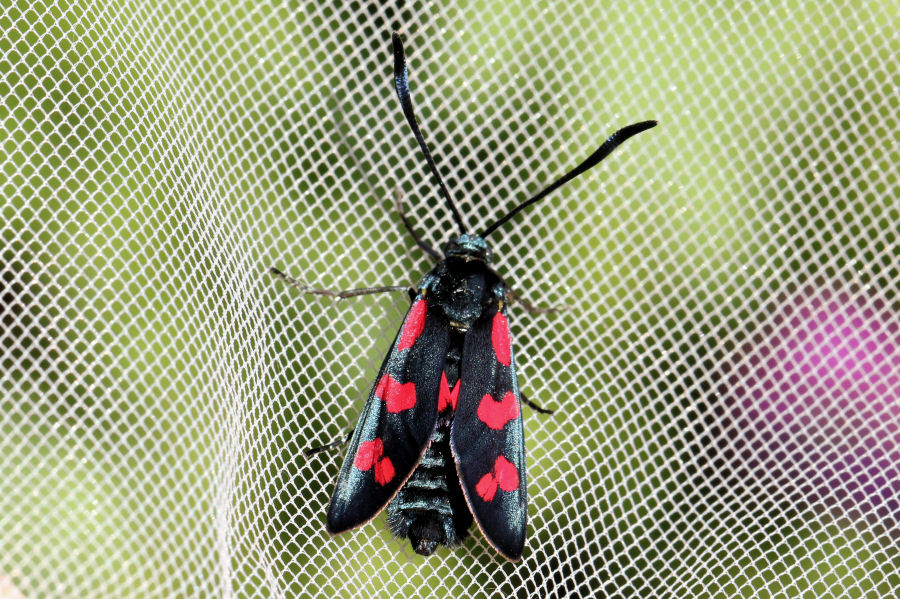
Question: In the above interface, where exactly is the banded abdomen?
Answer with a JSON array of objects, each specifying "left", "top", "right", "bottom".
[{"left": 386, "top": 329, "right": 471, "bottom": 555}]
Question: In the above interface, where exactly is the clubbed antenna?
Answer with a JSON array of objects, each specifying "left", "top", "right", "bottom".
[{"left": 481, "top": 120, "right": 657, "bottom": 238}]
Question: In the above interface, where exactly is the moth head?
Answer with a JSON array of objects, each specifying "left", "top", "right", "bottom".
[{"left": 443, "top": 234, "right": 492, "bottom": 263}]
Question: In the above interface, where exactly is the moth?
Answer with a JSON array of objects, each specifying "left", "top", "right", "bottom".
[{"left": 275, "top": 33, "right": 655, "bottom": 561}]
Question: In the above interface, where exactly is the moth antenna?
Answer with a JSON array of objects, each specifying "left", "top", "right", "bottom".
[
  {"left": 481, "top": 120, "right": 657, "bottom": 238},
  {"left": 392, "top": 32, "right": 467, "bottom": 235}
]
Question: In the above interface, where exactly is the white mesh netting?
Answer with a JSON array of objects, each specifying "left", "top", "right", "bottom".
[{"left": 2, "top": 1, "right": 899, "bottom": 597}]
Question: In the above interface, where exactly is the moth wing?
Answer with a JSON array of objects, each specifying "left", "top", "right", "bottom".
[
  {"left": 326, "top": 294, "right": 450, "bottom": 533},
  {"left": 451, "top": 296, "right": 527, "bottom": 561}
]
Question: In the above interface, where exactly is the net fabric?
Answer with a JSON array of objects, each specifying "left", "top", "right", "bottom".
[{"left": 1, "top": 1, "right": 898, "bottom": 597}]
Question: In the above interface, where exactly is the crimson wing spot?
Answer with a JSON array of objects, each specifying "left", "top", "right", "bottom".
[
  {"left": 353, "top": 438, "right": 396, "bottom": 486},
  {"left": 491, "top": 312, "right": 511, "bottom": 366},
  {"left": 475, "top": 455, "right": 520, "bottom": 502},
  {"left": 354, "top": 438, "right": 382, "bottom": 470},
  {"left": 375, "top": 374, "right": 417, "bottom": 413},
  {"left": 475, "top": 474, "right": 498, "bottom": 502},
  {"left": 374, "top": 459, "right": 395, "bottom": 486},
  {"left": 438, "top": 371, "right": 461, "bottom": 412},
  {"left": 493, "top": 455, "right": 519, "bottom": 491},
  {"left": 397, "top": 299, "right": 427, "bottom": 351},
  {"left": 476, "top": 391, "right": 519, "bottom": 429}
]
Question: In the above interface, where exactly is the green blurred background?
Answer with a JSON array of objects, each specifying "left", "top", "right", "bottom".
[{"left": 2, "top": 0, "right": 898, "bottom": 597}]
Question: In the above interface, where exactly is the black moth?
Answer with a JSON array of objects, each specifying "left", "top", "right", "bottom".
[{"left": 277, "top": 33, "right": 655, "bottom": 561}]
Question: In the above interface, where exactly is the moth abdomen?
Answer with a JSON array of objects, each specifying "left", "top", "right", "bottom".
[{"left": 386, "top": 422, "right": 472, "bottom": 556}]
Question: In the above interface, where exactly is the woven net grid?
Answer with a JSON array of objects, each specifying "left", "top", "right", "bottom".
[{"left": 2, "top": 1, "right": 899, "bottom": 597}]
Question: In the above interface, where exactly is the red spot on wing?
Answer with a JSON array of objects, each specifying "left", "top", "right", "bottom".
[
  {"left": 493, "top": 455, "right": 519, "bottom": 492},
  {"left": 491, "top": 312, "right": 511, "bottom": 366},
  {"left": 354, "top": 438, "right": 383, "bottom": 471},
  {"left": 475, "top": 473, "right": 498, "bottom": 502},
  {"left": 374, "top": 375, "right": 387, "bottom": 401},
  {"left": 397, "top": 299, "right": 427, "bottom": 351},
  {"left": 476, "top": 391, "right": 519, "bottom": 429},
  {"left": 375, "top": 374, "right": 417, "bottom": 413},
  {"left": 354, "top": 438, "right": 395, "bottom": 486},
  {"left": 374, "top": 457, "right": 395, "bottom": 485},
  {"left": 475, "top": 455, "right": 520, "bottom": 501},
  {"left": 438, "top": 371, "right": 461, "bottom": 412}
]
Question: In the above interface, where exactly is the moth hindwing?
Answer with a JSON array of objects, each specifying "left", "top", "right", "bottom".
[{"left": 281, "top": 32, "right": 656, "bottom": 561}]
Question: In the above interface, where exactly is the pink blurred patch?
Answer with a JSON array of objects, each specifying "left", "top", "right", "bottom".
[{"left": 726, "top": 286, "right": 900, "bottom": 518}]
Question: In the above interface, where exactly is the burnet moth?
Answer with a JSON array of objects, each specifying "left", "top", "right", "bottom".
[{"left": 274, "top": 33, "right": 655, "bottom": 561}]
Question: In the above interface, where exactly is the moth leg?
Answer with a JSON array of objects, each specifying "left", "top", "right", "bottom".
[
  {"left": 270, "top": 267, "right": 413, "bottom": 299},
  {"left": 304, "top": 430, "right": 353, "bottom": 457},
  {"left": 395, "top": 188, "right": 442, "bottom": 261},
  {"left": 521, "top": 392, "right": 554, "bottom": 415},
  {"left": 506, "top": 288, "right": 571, "bottom": 315}
]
